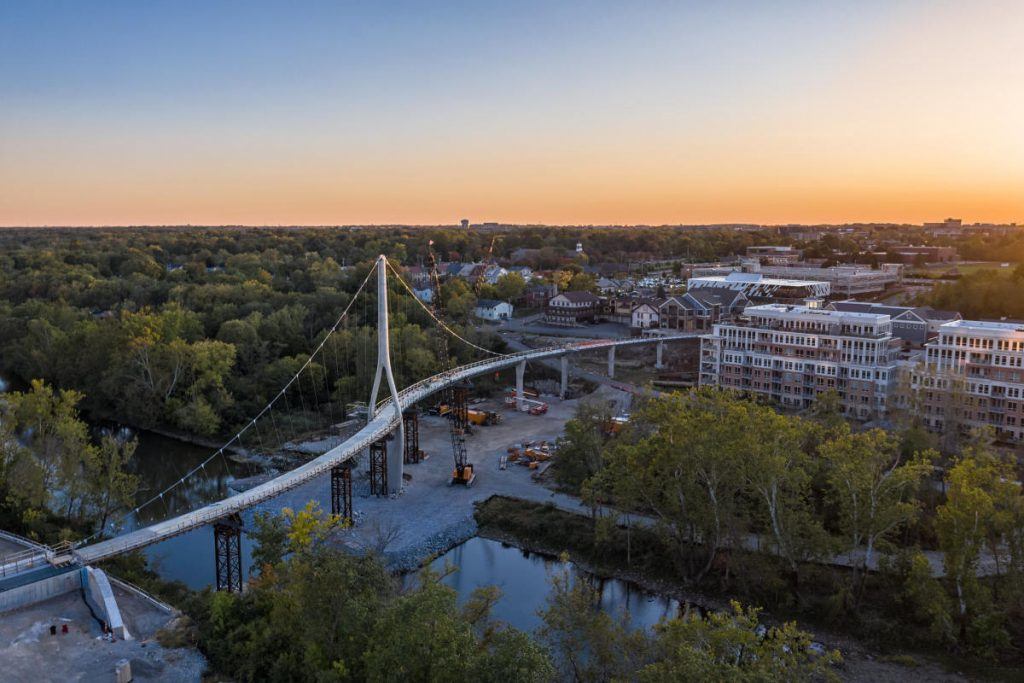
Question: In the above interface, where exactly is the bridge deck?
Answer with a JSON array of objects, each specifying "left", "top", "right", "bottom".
[{"left": 76, "top": 335, "right": 698, "bottom": 564}]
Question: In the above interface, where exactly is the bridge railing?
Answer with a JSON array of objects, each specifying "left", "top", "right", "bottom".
[
  {"left": 0, "top": 548, "right": 49, "bottom": 577},
  {"left": 76, "top": 335, "right": 697, "bottom": 562}
]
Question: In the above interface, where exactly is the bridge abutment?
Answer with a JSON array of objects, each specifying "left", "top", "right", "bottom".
[
  {"left": 560, "top": 355, "right": 569, "bottom": 399},
  {"left": 607, "top": 346, "right": 616, "bottom": 379}
]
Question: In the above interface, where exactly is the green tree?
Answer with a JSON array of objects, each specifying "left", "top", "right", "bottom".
[
  {"left": 820, "top": 427, "right": 934, "bottom": 605},
  {"left": 86, "top": 434, "right": 139, "bottom": 533},
  {"left": 494, "top": 272, "right": 526, "bottom": 302},
  {"left": 935, "top": 444, "right": 1013, "bottom": 654},
  {"left": 639, "top": 602, "right": 840, "bottom": 682},
  {"left": 554, "top": 399, "right": 614, "bottom": 493},
  {"left": 598, "top": 390, "right": 749, "bottom": 581},
  {"left": 538, "top": 564, "right": 650, "bottom": 681},
  {"left": 743, "top": 405, "right": 828, "bottom": 595},
  {"left": 567, "top": 272, "right": 598, "bottom": 293}
]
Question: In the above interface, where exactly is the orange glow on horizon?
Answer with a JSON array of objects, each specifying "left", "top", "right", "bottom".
[{"left": 2, "top": 1, "right": 1022, "bottom": 227}]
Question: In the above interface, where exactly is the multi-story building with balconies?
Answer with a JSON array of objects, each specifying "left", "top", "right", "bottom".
[
  {"left": 699, "top": 303, "right": 903, "bottom": 419},
  {"left": 915, "top": 319, "right": 1024, "bottom": 442}
]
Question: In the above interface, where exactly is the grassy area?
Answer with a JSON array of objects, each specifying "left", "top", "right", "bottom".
[{"left": 909, "top": 262, "right": 1015, "bottom": 279}]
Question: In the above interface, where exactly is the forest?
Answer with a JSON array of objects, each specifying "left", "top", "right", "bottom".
[{"left": 0, "top": 225, "right": 771, "bottom": 441}]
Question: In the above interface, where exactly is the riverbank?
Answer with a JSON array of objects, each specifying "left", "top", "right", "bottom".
[{"left": 473, "top": 496, "right": 974, "bottom": 683}]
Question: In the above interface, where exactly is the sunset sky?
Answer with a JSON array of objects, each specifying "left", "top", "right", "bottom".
[{"left": 2, "top": 1, "right": 1023, "bottom": 227}]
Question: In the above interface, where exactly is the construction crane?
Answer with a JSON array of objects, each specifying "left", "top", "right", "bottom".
[
  {"left": 471, "top": 235, "right": 499, "bottom": 294},
  {"left": 426, "top": 240, "right": 476, "bottom": 486}
]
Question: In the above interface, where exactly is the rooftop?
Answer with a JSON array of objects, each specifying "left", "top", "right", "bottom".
[
  {"left": 554, "top": 290, "right": 601, "bottom": 303},
  {"left": 689, "top": 272, "right": 826, "bottom": 288},
  {"left": 745, "top": 303, "right": 892, "bottom": 324},
  {"left": 941, "top": 319, "right": 1024, "bottom": 333}
]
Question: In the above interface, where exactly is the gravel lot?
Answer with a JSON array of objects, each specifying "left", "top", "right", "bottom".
[
  {"left": 0, "top": 586, "right": 205, "bottom": 682},
  {"left": 256, "top": 385, "right": 632, "bottom": 572}
]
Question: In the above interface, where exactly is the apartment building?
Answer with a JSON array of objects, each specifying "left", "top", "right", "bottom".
[
  {"left": 700, "top": 304, "right": 902, "bottom": 419},
  {"left": 826, "top": 301, "right": 961, "bottom": 346},
  {"left": 916, "top": 319, "right": 1024, "bottom": 441}
]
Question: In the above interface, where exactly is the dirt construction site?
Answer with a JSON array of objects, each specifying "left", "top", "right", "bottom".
[
  {"left": 264, "top": 384, "right": 632, "bottom": 571},
  {"left": 0, "top": 582, "right": 204, "bottom": 682}
]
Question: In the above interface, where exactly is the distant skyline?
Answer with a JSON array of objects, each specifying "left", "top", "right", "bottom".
[{"left": 2, "top": 1, "right": 1023, "bottom": 227}]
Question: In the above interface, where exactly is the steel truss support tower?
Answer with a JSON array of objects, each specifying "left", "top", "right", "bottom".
[
  {"left": 369, "top": 438, "right": 388, "bottom": 497},
  {"left": 331, "top": 464, "right": 353, "bottom": 524},
  {"left": 213, "top": 514, "right": 244, "bottom": 593},
  {"left": 367, "top": 254, "right": 405, "bottom": 494},
  {"left": 451, "top": 385, "right": 470, "bottom": 433},
  {"left": 403, "top": 410, "right": 422, "bottom": 464}
]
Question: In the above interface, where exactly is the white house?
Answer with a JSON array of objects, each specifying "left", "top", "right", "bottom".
[
  {"left": 483, "top": 265, "right": 509, "bottom": 285},
  {"left": 475, "top": 299, "right": 513, "bottom": 321},
  {"left": 631, "top": 301, "right": 661, "bottom": 329}
]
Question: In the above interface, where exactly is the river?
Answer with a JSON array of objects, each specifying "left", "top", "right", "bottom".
[
  {"left": 2, "top": 376, "right": 679, "bottom": 619},
  {"left": 126, "top": 430, "right": 679, "bottom": 622},
  {"left": 108, "top": 428, "right": 257, "bottom": 589},
  {"left": 417, "top": 536, "right": 680, "bottom": 632}
]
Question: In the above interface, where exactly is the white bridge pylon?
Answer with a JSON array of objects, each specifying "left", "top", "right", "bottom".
[
  {"left": 367, "top": 255, "right": 404, "bottom": 494},
  {"left": 74, "top": 256, "right": 700, "bottom": 565}
]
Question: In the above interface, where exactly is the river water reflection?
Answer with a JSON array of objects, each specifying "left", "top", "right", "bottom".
[
  {"left": 118, "top": 429, "right": 256, "bottom": 589},
  {"left": 420, "top": 536, "right": 680, "bottom": 632}
]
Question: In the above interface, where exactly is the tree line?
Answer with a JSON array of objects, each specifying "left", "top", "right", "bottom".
[
  {"left": 174, "top": 501, "right": 838, "bottom": 682},
  {"left": 0, "top": 226, "right": 772, "bottom": 439},
  {"left": 555, "top": 388, "right": 1024, "bottom": 661},
  {"left": 0, "top": 381, "right": 137, "bottom": 539}
]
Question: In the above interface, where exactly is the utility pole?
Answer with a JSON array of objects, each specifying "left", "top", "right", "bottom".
[{"left": 367, "top": 254, "right": 404, "bottom": 495}]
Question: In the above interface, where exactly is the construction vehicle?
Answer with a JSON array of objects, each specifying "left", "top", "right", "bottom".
[
  {"left": 426, "top": 240, "right": 475, "bottom": 486},
  {"left": 468, "top": 409, "right": 502, "bottom": 426},
  {"left": 435, "top": 404, "right": 501, "bottom": 426},
  {"left": 506, "top": 440, "right": 552, "bottom": 468},
  {"left": 504, "top": 391, "right": 549, "bottom": 415}
]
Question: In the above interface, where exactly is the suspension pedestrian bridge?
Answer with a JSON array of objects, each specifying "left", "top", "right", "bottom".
[{"left": 3, "top": 255, "right": 698, "bottom": 597}]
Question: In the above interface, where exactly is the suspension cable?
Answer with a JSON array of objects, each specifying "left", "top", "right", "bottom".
[
  {"left": 386, "top": 260, "right": 511, "bottom": 359},
  {"left": 75, "top": 264, "right": 376, "bottom": 547}
]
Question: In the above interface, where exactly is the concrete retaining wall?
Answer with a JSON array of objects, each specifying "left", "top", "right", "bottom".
[
  {"left": 82, "top": 567, "right": 130, "bottom": 640},
  {"left": 0, "top": 567, "right": 80, "bottom": 614}
]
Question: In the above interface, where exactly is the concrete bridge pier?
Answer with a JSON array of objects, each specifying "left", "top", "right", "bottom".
[
  {"left": 607, "top": 346, "right": 616, "bottom": 379},
  {"left": 655, "top": 340, "right": 665, "bottom": 370},
  {"left": 515, "top": 360, "right": 526, "bottom": 411},
  {"left": 560, "top": 355, "right": 569, "bottom": 399}
]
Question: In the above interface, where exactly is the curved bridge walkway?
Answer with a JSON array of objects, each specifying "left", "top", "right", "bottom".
[{"left": 75, "top": 334, "right": 697, "bottom": 565}]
